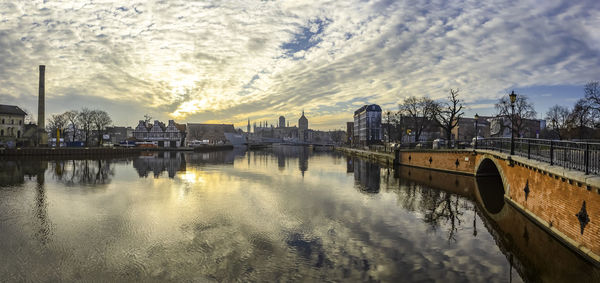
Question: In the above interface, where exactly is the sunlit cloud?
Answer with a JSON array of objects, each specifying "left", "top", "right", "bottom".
[{"left": 0, "top": 0, "right": 598, "bottom": 129}]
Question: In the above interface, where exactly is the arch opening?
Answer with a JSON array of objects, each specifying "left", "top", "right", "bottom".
[{"left": 476, "top": 158, "right": 505, "bottom": 214}]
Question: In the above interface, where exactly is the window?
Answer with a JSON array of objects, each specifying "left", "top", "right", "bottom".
[
  {"left": 19, "top": 120, "right": 22, "bottom": 125},
  {"left": 11, "top": 119, "right": 14, "bottom": 124}
]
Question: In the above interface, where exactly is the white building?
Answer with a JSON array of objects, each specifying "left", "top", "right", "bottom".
[
  {"left": 133, "top": 120, "right": 185, "bottom": 147},
  {"left": 353, "top": 104, "right": 382, "bottom": 146}
]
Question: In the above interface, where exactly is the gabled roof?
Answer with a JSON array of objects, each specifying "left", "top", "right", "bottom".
[{"left": 0, "top": 104, "right": 27, "bottom": 116}]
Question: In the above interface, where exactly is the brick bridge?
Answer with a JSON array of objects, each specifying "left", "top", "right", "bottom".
[
  {"left": 402, "top": 149, "right": 600, "bottom": 264},
  {"left": 337, "top": 145, "right": 600, "bottom": 265}
]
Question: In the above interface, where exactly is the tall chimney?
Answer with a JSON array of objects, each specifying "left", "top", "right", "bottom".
[
  {"left": 38, "top": 65, "right": 45, "bottom": 130},
  {"left": 37, "top": 65, "right": 48, "bottom": 146}
]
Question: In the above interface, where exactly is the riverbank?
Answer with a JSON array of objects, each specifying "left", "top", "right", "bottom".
[
  {"left": 334, "top": 146, "right": 395, "bottom": 166},
  {"left": 0, "top": 144, "right": 236, "bottom": 157}
]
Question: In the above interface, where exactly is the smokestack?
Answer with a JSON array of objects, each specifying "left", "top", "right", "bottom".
[
  {"left": 38, "top": 65, "right": 45, "bottom": 129},
  {"left": 37, "top": 65, "right": 47, "bottom": 146}
]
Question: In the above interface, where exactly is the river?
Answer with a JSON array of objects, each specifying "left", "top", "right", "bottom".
[{"left": 0, "top": 146, "right": 597, "bottom": 282}]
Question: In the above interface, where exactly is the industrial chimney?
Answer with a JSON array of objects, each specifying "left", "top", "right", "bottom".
[{"left": 37, "top": 65, "right": 48, "bottom": 146}]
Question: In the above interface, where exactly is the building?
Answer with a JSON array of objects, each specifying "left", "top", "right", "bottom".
[
  {"left": 105, "top": 126, "right": 134, "bottom": 144},
  {"left": 298, "top": 111, "right": 308, "bottom": 142},
  {"left": 452, "top": 116, "right": 491, "bottom": 141},
  {"left": 133, "top": 120, "right": 185, "bottom": 147},
  {"left": 0, "top": 104, "right": 26, "bottom": 140},
  {"left": 186, "top": 123, "right": 236, "bottom": 145},
  {"left": 346, "top": 122, "right": 354, "bottom": 145},
  {"left": 489, "top": 117, "right": 545, "bottom": 138},
  {"left": 353, "top": 104, "right": 382, "bottom": 146},
  {"left": 279, "top": 116, "right": 286, "bottom": 128}
]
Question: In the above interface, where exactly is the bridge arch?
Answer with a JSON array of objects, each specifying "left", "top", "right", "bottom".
[{"left": 474, "top": 156, "right": 507, "bottom": 215}]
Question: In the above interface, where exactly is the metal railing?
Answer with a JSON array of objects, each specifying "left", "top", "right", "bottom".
[
  {"left": 475, "top": 138, "right": 600, "bottom": 175},
  {"left": 352, "top": 138, "right": 600, "bottom": 175}
]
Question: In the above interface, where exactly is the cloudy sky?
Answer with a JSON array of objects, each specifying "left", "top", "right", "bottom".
[{"left": 1, "top": 0, "right": 599, "bottom": 130}]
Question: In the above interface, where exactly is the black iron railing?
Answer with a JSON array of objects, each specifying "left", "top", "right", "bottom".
[
  {"left": 381, "top": 138, "right": 600, "bottom": 175},
  {"left": 476, "top": 138, "right": 600, "bottom": 175}
]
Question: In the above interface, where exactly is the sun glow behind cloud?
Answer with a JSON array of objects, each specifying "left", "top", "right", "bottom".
[{"left": 0, "top": 0, "right": 599, "bottom": 129}]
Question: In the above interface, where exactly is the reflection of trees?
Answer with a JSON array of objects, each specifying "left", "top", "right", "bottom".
[
  {"left": 421, "top": 189, "right": 469, "bottom": 241},
  {"left": 49, "top": 159, "right": 116, "bottom": 185},
  {"left": 386, "top": 167, "right": 474, "bottom": 241}
]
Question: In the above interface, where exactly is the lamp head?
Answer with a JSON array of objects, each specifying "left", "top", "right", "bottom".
[
  {"left": 474, "top": 113, "right": 479, "bottom": 120},
  {"left": 509, "top": 90, "right": 517, "bottom": 104}
]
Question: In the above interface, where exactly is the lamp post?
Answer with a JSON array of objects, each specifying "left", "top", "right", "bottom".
[
  {"left": 509, "top": 90, "right": 517, "bottom": 155},
  {"left": 474, "top": 113, "right": 479, "bottom": 149},
  {"left": 387, "top": 111, "right": 391, "bottom": 152},
  {"left": 552, "top": 118, "right": 558, "bottom": 139}
]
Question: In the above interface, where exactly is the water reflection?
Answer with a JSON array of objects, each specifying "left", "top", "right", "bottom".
[
  {"left": 0, "top": 149, "right": 598, "bottom": 282},
  {"left": 350, "top": 158, "right": 381, "bottom": 193}
]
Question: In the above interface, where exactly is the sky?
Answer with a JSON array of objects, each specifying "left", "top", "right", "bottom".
[{"left": 0, "top": 0, "right": 599, "bottom": 130}]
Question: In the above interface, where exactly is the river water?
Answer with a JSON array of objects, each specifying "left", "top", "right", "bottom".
[{"left": 0, "top": 147, "right": 597, "bottom": 282}]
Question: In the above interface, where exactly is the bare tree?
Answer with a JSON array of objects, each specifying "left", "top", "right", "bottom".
[
  {"left": 77, "top": 108, "right": 94, "bottom": 146},
  {"left": 22, "top": 108, "right": 36, "bottom": 124},
  {"left": 584, "top": 81, "right": 600, "bottom": 112},
  {"left": 545, "top": 105, "right": 570, "bottom": 140},
  {"left": 46, "top": 113, "right": 67, "bottom": 138},
  {"left": 63, "top": 110, "right": 79, "bottom": 142},
  {"left": 433, "top": 89, "right": 464, "bottom": 147},
  {"left": 399, "top": 96, "right": 437, "bottom": 142},
  {"left": 568, "top": 99, "right": 593, "bottom": 140},
  {"left": 495, "top": 94, "right": 537, "bottom": 138},
  {"left": 91, "top": 110, "right": 112, "bottom": 146}
]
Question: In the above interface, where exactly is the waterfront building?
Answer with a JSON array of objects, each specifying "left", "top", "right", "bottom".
[
  {"left": 346, "top": 122, "right": 354, "bottom": 145},
  {"left": 279, "top": 116, "right": 286, "bottom": 128},
  {"left": 298, "top": 111, "right": 308, "bottom": 142},
  {"left": 0, "top": 104, "right": 26, "bottom": 140},
  {"left": 105, "top": 126, "right": 134, "bottom": 144},
  {"left": 353, "top": 104, "right": 382, "bottom": 146},
  {"left": 133, "top": 120, "right": 185, "bottom": 147},
  {"left": 186, "top": 123, "right": 237, "bottom": 145}
]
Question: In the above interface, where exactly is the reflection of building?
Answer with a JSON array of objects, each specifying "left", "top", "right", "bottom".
[
  {"left": 133, "top": 120, "right": 186, "bottom": 147},
  {"left": 0, "top": 104, "right": 26, "bottom": 142},
  {"left": 353, "top": 158, "right": 380, "bottom": 193},
  {"left": 353, "top": 104, "right": 382, "bottom": 146},
  {"left": 133, "top": 152, "right": 186, "bottom": 178}
]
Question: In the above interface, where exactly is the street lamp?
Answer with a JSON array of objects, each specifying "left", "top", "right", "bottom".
[
  {"left": 474, "top": 113, "right": 479, "bottom": 149},
  {"left": 509, "top": 90, "right": 517, "bottom": 155},
  {"left": 387, "top": 111, "right": 391, "bottom": 151}
]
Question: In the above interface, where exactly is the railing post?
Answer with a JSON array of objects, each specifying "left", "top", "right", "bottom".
[
  {"left": 550, "top": 141, "right": 554, "bottom": 166},
  {"left": 585, "top": 143, "right": 590, "bottom": 175},
  {"left": 527, "top": 139, "right": 531, "bottom": 159}
]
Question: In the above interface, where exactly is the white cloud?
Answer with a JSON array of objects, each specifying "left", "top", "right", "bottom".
[{"left": 0, "top": 0, "right": 598, "bottom": 129}]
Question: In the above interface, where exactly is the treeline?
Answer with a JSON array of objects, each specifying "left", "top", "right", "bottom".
[
  {"left": 544, "top": 81, "right": 600, "bottom": 140},
  {"left": 384, "top": 89, "right": 466, "bottom": 143},
  {"left": 46, "top": 108, "right": 112, "bottom": 146}
]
